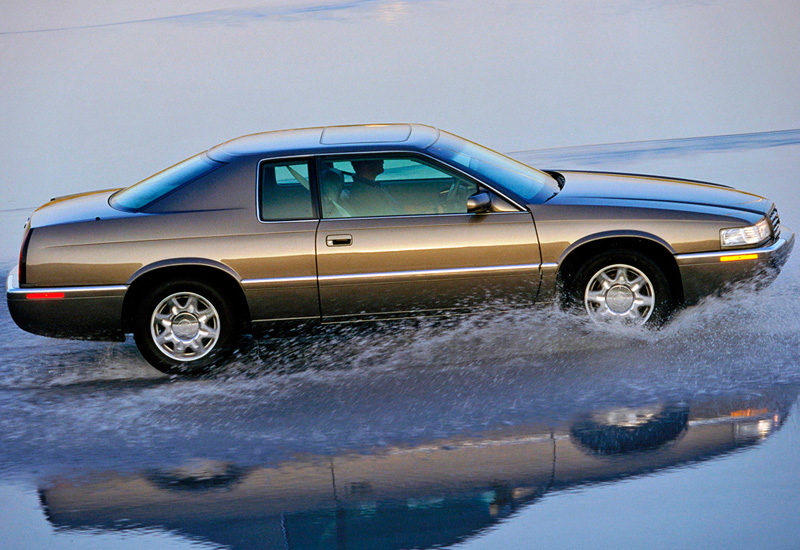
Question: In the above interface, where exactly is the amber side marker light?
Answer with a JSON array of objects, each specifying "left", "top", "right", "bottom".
[
  {"left": 26, "top": 292, "right": 65, "bottom": 300},
  {"left": 720, "top": 254, "right": 758, "bottom": 262},
  {"left": 730, "top": 408, "right": 769, "bottom": 418}
]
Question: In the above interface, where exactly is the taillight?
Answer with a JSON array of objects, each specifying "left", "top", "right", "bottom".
[
  {"left": 26, "top": 292, "right": 64, "bottom": 300},
  {"left": 19, "top": 225, "right": 32, "bottom": 284}
]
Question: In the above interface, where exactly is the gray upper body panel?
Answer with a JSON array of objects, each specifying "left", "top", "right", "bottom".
[
  {"left": 207, "top": 124, "right": 440, "bottom": 162},
  {"left": 549, "top": 171, "right": 770, "bottom": 217}
]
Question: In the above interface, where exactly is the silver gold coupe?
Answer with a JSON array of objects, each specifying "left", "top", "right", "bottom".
[{"left": 6, "top": 124, "right": 794, "bottom": 373}]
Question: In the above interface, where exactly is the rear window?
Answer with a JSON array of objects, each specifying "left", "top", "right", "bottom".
[{"left": 109, "top": 153, "right": 224, "bottom": 211}]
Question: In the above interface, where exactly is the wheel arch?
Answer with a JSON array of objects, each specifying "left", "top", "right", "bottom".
[
  {"left": 555, "top": 233, "right": 684, "bottom": 304},
  {"left": 122, "top": 259, "right": 251, "bottom": 333}
]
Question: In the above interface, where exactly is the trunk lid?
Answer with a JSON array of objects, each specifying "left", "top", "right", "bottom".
[{"left": 29, "top": 189, "right": 125, "bottom": 228}]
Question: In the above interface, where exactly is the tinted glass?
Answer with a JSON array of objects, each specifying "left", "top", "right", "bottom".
[
  {"left": 259, "top": 160, "right": 314, "bottom": 221},
  {"left": 428, "top": 131, "right": 559, "bottom": 203},
  {"left": 319, "top": 156, "right": 477, "bottom": 218},
  {"left": 110, "top": 153, "right": 223, "bottom": 211}
]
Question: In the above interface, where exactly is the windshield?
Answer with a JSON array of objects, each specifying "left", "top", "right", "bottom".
[
  {"left": 110, "top": 153, "right": 224, "bottom": 211},
  {"left": 427, "top": 131, "right": 559, "bottom": 203}
]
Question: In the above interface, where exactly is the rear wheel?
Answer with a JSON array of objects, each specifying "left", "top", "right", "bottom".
[
  {"left": 133, "top": 280, "right": 238, "bottom": 374},
  {"left": 569, "top": 250, "right": 674, "bottom": 326}
]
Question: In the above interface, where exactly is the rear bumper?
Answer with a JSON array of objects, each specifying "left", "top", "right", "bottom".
[
  {"left": 6, "top": 268, "right": 127, "bottom": 341},
  {"left": 675, "top": 228, "right": 795, "bottom": 303}
]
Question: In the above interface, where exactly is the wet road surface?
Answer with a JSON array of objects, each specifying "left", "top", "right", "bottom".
[
  {"left": 2, "top": 132, "right": 800, "bottom": 548},
  {"left": 4, "top": 1, "right": 800, "bottom": 547}
]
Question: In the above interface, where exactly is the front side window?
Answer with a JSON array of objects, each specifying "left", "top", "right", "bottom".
[
  {"left": 259, "top": 160, "right": 314, "bottom": 221},
  {"left": 319, "top": 156, "right": 478, "bottom": 219}
]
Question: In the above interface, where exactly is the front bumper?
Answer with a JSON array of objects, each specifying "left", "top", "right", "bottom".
[
  {"left": 6, "top": 268, "right": 127, "bottom": 341},
  {"left": 675, "top": 228, "right": 795, "bottom": 303}
]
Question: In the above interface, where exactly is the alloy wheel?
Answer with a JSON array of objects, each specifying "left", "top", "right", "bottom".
[
  {"left": 150, "top": 292, "right": 221, "bottom": 361},
  {"left": 584, "top": 263, "right": 655, "bottom": 324}
]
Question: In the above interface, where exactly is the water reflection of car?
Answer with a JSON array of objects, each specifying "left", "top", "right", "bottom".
[
  {"left": 39, "top": 390, "right": 794, "bottom": 550},
  {"left": 570, "top": 403, "right": 690, "bottom": 454},
  {"left": 6, "top": 124, "right": 794, "bottom": 373}
]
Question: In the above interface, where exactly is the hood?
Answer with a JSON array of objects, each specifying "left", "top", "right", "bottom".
[
  {"left": 548, "top": 171, "right": 770, "bottom": 215},
  {"left": 29, "top": 189, "right": 125, "bottom": 228}
]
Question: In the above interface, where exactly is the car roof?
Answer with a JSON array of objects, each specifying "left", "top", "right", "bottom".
[{"left": 207, "top": 123, "right": 441, "bottom": 162}]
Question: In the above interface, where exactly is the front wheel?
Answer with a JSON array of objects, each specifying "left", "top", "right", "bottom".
[
  {"left": 569, "top": 250, "right": 674, "bottom": 326},
  {"left": 133, "top": 280, "right": 238, "bottom": 374}
]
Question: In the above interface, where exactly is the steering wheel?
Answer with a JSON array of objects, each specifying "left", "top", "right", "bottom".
[
  {"left": 436, "top": 179, "right": 456, "bottom": 206},
  {"left": 437, "top": 178, "right": 471, "bottom": 212}
]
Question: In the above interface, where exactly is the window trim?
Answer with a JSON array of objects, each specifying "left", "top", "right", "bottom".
[
  {"left": 253, "top": 150, "right": 526, "bottom": 224},
  {"left": 256, "top": 156, "right": 319, "bottom": 223}
]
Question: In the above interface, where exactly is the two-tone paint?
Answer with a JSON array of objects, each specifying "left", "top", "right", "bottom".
[{"left": 6, "top": 124, "right": 794, "bottom": 341}]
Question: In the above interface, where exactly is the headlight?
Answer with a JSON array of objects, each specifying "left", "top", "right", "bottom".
[{"left": 720, "top": 218, "right": 770, "bottom": 247}]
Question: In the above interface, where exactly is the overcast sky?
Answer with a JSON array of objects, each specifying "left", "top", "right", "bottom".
[{"left": 2, "top": 0, "right": 799, "bottom": 213}]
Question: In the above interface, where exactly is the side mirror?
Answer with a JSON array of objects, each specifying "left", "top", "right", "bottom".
[{"left": 466, "top": 192, "right": 492, "bottom": 213}]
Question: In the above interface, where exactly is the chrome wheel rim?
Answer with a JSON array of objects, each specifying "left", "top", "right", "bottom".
[
  {"left": 590, "top": 405, "right": 664, "bottom": 427},
  {"left": 150, "top": 292, "right": 220, "bottom": 362},
  {"left": 584, "top": 264, "right": 655, "bottom": 324}
]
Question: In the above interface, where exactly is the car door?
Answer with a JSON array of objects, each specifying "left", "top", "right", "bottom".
[
  {"left": 315, "top": 153, "right": 541, "bottom": 320},
  {"left": 242, "top": 158, "right": 321, "bottom": 323}
]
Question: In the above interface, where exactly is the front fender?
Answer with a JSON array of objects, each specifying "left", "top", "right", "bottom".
[{"left": 557, "top": 230, "right": 676, "bottom": 265}]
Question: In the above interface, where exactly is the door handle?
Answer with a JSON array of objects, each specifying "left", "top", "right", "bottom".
[{"left": 326, "top": 234, "right": 353, "bottom": 247}]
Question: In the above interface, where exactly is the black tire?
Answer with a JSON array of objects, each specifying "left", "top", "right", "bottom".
[
  {"left": 147, "top": 461, "right": 245, "bottom": 493},
  {"left": 571, "top": 404, "right": 689, "bottom": 454},
  {"left": 568, "top": 249, "right": 674, "bottom": 326},
  {"left": 133, "top": 279, "right": 238, "bottom": 374}
]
